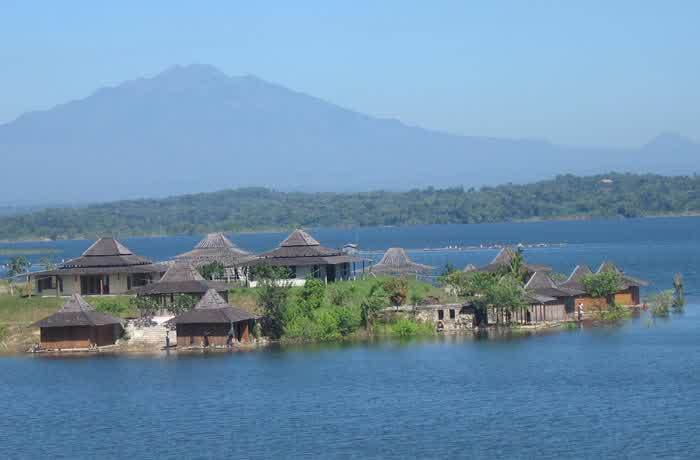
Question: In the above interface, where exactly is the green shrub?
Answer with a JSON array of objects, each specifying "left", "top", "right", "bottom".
[
  {"left": 648, "top": 290, "right": 674, "bottom": 317},
  {"left": 389, "top": 318, "right": 434, "bottom": 338},
  {"left": 383, "top": 278, "right": 409, "bottom": 307},
  {"left": 598, "top": 302, "right": 630, "bottom": 322}
]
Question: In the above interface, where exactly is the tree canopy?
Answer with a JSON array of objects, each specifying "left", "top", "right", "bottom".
[{"left": 1, "top": 172, "right": 699, "bottom": 240}]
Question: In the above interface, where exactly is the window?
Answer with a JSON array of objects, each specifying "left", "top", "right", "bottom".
[
  {"left": 37, "top": 277, "right": 54, "bottom": 291},
  {"left": 289, "top": 266, "right": 297, "bottom": 279},
  {"left": 438, "top": 309, "right": 444, "bottom": 320},
  {"left": 449, "top": 309, "right": 456, "bottom": 319},
  {"left": 312, "top": 265, "right": 322, "bottom": 279}
]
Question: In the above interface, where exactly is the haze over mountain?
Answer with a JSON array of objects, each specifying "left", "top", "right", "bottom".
[{"left": 1, "top": 64, "right": 698, "bottom": 205}]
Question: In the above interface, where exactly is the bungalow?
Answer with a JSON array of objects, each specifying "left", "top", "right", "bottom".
[
  {"left": 558, "top": 265, "right": 599, "bottom": 313},
  {"left": 175, "top": 232, "right": 255, "bottom": 282},
  {"left": 521, "top": 271, "right": 582, "bottom": 322},
  {"left": 168, "top": 289, "right": 259, "bottom": 347},
  {"left": 129, "top": 261, "right": 230, "bottom": 305},
  {"left": 31, "top": 294, "right": 123, "bottom": 350},
  {"left": 245, "top": 229, "right": 356, "bottom": 285},
  {"left": 30, "top": 237, "right": 164, "bottom": 296}
]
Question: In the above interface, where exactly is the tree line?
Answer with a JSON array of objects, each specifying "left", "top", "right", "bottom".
[{"left": 1, "top": 172, "right": 699, "bottom": 240}]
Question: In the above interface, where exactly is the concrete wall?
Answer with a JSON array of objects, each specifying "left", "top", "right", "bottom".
[
  {"left": 33, "top": 272, "right": 161, "bottom": 296},
  {"left": 414, "top": 304, "right": 474, "bottom": 332}
]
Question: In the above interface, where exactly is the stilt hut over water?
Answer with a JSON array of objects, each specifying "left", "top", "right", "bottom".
[
  {"left": 175, "top": 232, "right": 255, "bottom": 282},
  {"left": 130, "top": 261, "right": 230, "bottom": 305},
  {"left": 370, "top": 248, "right": 434, "bottom": 278},
  {"left": 168, "top": 289, "right": 258, "bottom": 347},
  {"left": 29, "top": 237, "right": 163, "bottom": 296},
  {"left": 246, "top": 229, "right": 356, "bottom": 285},
  {"left": 32, "top": 294, "right": 123, "bottom": 350}
]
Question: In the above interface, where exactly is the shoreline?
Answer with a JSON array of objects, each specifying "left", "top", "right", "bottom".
[{"left": 2, "top": 212, "right": 700, "bottom": 244}]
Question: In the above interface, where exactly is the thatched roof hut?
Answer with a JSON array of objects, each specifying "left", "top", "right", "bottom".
[
  {"left": 524, "top": 271, "right": 584, "bottom": 298},
  {"left": 463, "top": 264, "right": 477, "bottom": 273},
  {"left": 558, "top": 265, "right": 593, "bottom": 292},
  {"left": 478, "top": 247, "right": 552, "bottom": 274},
  {"left": 168, "top": 289, "right": 259, "bottom": 346},
  {"left": 129, "top": 261, "right": 229, "bottom": 297},
  {"left": 29, "top": 237, "right": 163, "bottom": 296},
  {"left": 32, "top": 294, "right": 123, "bottom": 349},
  {"left": 245, "top": 230, "right": 356, "bottom": 283},
  {"left": 38, "top": 237, "right": 160, "bottom": 276},
  {"left": 370, "top": 248, "right": 434, "bottom": 277},
  {"left": 176, "top": 232, "right": 254, "bottom": 269}
]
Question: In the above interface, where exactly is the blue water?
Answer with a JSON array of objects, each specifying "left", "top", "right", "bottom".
[{"left": 2, "top": 218, "right": 700, "bottom": 458}]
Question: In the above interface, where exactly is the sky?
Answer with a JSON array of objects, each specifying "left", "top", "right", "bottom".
[{"left": 1, "top": 0, "right": 698, "bottom": 147}]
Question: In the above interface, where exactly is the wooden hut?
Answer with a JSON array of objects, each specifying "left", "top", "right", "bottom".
[
  {"left": 370, "top": 248, "right": 434, "bottom": 278},
  {"left": 130, "top": 261, "right": 230, "bottom": 305},
  {"left": 32, "top": 294, "right": 123, "bottom": 350},
  {"left": 477, "top": 247, "right": 552, "bottom": 274},
  {"left": 30, "top": 237, "right": 163, "bottom": 296},
  {"left": 521, "top": 271, "right": 582, "bottom": 322},
  {"left": 168, "top": 289, "right": 258, "bottom": 347},
  {"left": 245, "top": 229, "right": 356, "bottom": 285},
  {"left": 175, "top": 232, "right": 255, "bottom": 282},
  {"left": 596, "top": 261, "right": 648, "bottom": 305},
  {"left": 558, "top": 265, "right": 599, "bottom": 313}
]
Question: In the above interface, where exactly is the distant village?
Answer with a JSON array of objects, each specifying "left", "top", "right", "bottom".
[{"left": 21, "top": 229, "right": 648, "bottom": 353}]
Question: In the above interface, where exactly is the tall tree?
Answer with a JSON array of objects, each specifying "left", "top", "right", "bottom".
[{"left": 6, "top": 256, "right": 30, "bottom": 297}]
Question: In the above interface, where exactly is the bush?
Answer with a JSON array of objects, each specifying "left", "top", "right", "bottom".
[
  {"left": 598, "top": 302, "right": 630, "bottom": 322},
  {"left": 197, "top": 262, "right": 225, "bottom": 280},
  {"left": 648, "top": 290, "right": 674, "bottom": 317},
  {"left": 383, "top": 278, "right": 409, "bottom": 307},
  {"left": 327, "top": 284, "right": 352, "bottom": 307},
  {"left": 389, "top": 318, "right": 433, "bottom": 338},
  {"left": 298, "top": 278, "right": 325, "bottom": 313}
]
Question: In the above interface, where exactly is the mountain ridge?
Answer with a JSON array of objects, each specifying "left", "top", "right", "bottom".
[{"left": 1, "top": 64, "right": 698, "bottom": 205}]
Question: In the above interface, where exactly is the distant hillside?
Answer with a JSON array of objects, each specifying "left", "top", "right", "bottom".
[
  {"left": 1, "top": 173, "right": 699, "bottom": 240},
  {"left": 1, "top": 64, "right": 699, "bottom": 205}
]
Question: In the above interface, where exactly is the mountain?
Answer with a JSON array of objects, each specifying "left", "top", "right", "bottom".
[{"left": 1, "top": 64, "right": 698, "bottom": 205}]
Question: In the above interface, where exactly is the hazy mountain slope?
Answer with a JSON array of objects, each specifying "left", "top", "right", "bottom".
[{"left": 1, "top": 64, "right": 698, "bottom": 204}]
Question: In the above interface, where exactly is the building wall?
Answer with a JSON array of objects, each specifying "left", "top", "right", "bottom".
[
  {"left": 614, "top": 288, "right": 639, "bottom": 306},
  {"left": 176, "top": 321, "right": 253, "bottom": 347},
  {"left": 39, "top": 324, "right": 119, "bottom": 349},
  {"left": 414, "top": 305, "right": 474, "bottom": 331},
  {"left": 33, "top": 272, "right": 162, "bottom": 296}
]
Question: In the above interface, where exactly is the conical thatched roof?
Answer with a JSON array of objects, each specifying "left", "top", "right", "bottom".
[
  {"left": 477, "top": 247, "right": 552, "bottom": 274},
  {"left": 32, "top": 294, "right": 123, "bottom": 328},
  {"left": 176, "top": 232, "right": 254, "bottom": 267},
  {"left": 33, "top": 237, "right": 160, "bottom": 276},
  {"left": 281, "top": 229, "right": 320, "bottom": 247},
  {"left": 168, "top": 289, "right": 258, "bottom": 324},
  {"left": 129, "top": 261, "right": 229, "bottom": 296},
  {"left": 248, "top": 229, "right": 355, "bottom": 267},
  {"left": 370, "top": 248, "right": 434, "bottom": 276},
  {"left": 525, "top": 271, "right": 583, "bottom": 298},
  {"left": 559, "top": 265, "right": 593, "bottom": 291}
]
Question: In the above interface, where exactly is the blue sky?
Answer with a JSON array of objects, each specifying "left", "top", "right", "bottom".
[{"left": 1, "top": 1, "right": 698, "bottom": 147}]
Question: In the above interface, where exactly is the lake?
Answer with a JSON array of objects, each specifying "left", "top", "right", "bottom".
[{"left": 1, "top": 218, "right": 700, "bottom": 458}]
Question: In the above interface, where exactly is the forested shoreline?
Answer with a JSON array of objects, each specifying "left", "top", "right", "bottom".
[{"left": 1, "top": 172, "right": 698, "bottom": 240}]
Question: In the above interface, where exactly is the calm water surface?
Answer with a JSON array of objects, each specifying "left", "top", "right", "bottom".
[{"left": 2, "top": 218, "right": 700, "bottom": 458}]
